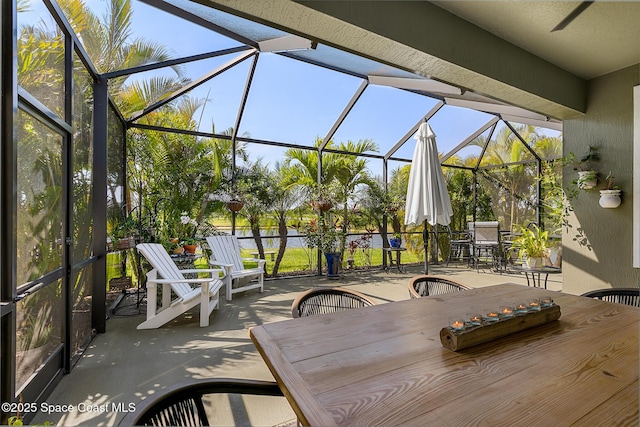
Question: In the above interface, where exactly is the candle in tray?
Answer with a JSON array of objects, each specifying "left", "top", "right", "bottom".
[
  {"left": 468, "top": 314, "right": 483, "bottom": 326},
  {"left": 540, "top": 296, "right": 554, "bottom": 308},
  {"left": 484, "top": 311, "right": 500, "bottom": 322},
  {"left": 500, "top": 306, "right": 515, "bottom": 318},
  {"left": 515, "top": 303, "right": 529, "bottom": 314},
  {"left": 450, "top": 319, "right": 465, "bottom": 331},
  {"left": 528, "top": 299, "right": 541, "bottom": 311}
]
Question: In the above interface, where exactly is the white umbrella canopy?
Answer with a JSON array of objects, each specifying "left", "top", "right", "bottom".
[{"left": 404, "top": 122, "right": 453, "bottom": 273}]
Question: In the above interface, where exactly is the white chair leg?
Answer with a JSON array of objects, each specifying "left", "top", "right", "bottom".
[{"left": 200, "top": 282, "right": 210, "bottom": 327}]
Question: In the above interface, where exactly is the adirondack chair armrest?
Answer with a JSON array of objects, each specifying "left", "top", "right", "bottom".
[
  {"left": 148, "top": 277, "right": 223, "bottom": 285},
  {"left": 209, "top": 260, "right": 234, "bottom": 269},
  {"left": 179, "top": 268, "right": 224, "bottom": 277},
  {"left": 242, "top": 257, "right": 267, "bottom": 268}
]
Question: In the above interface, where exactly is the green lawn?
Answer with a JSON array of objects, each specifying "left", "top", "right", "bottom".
[{"left": 106, "top": 244, "right": 425, "bottom": 288}]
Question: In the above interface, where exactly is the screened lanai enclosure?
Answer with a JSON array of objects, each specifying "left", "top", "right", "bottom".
[{"left": 1, "top": 0, "right": 563, "bottom": 419}]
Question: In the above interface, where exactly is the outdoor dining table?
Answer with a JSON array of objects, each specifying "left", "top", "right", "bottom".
[{"left": 249, "top": 283, "right": 639, "bottom": 426}]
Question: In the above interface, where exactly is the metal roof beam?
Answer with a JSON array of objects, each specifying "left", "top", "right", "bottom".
[
  {"left": 127, "top": 50, "right": 255, "bottom": 124},
  {"left": 369, "top": 75, "right": 461, "bottom": 96},
  {"left": 384, "top": 101, "right": 444, "bottom": 160},
  {"left": 258, "top": 35, "right": 315, "bottom": 52},
  {"left": 441, "top": 116, "right": 499, "bottom": 163},
  {"left": 102, "top": 46, "right": 254, "bottom": 80},
  {"left": 320, "top": 79, "right": 368, "bottom": 151},
  {"left": 140, "top": 0, "right": 259, "bottom": 48}
]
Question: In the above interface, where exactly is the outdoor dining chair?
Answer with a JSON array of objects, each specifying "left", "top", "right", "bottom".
[
  {"left": 118, "top": 378, "right": 285, "bottom": 426},
  {"left": 408, "top": 275, "right": 471, "bottom": 299},
  {"left": 470, "top": 221, "right": 501, "bottom": 272},
  {"left": 581, "top": 288, "right": 640, "bottom": 307},
  {"left": 446, "top": 227, "right": 471, "bottom": 266},
  {"left": 291, "top": 287, "right": 376, "bottom": 318}
]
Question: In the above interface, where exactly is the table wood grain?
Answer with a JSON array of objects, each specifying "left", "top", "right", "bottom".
[{"left": 250, "top": 283, "right": 639, "bottom": 426}]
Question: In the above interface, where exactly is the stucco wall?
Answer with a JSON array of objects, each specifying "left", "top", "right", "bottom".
[{"left": 563, "top": 64, "right": 640, "bottom": 294}]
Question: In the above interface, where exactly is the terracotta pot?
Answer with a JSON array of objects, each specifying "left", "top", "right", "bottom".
[{"left": 183, "top": 244, "right": 197, "bottom": 254}]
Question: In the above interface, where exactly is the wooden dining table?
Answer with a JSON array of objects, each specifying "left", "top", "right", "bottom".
[{"left": 250, "top": 283, "right": 639, "bottom": 426}]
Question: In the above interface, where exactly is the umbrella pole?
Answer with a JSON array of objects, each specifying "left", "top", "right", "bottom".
[{"left": 423, "top": 220, "right": 429, "bottom": 274}]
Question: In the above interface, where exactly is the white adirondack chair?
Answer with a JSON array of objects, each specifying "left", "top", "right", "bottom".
[
  {"left": 205, "top": 235, "right": 266, "bottom": 301},
  {"left": 136, "top": 243, "right": 225, "bottom": 329}
]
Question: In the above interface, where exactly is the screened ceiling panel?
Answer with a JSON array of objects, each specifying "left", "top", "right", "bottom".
[
  {"left": 479, "top": 122, "right": 537, "bottom": 168},
  {"left": 139, "top": 56, "right": 252, "bottom": 134},
  {"left": 129, "top": 0, "right": 243, "bottom": 61},
  {"left": 444, "top": 144, "right": 484, "bottom": 168},
  {"left": 331, "top": 85, "right": 439, "bottom": 155},
  {"left": 426, "top": 105, "right": 494, "bottom": 156},
  {"left": 506, "top": 120, "right": 563, "bottom": 160},
  {"left": 191, "top": 58, "right": 252, "bottom": 135},
  {"left": 289, "top": 43, "right": 423, "bottom": 80},
  {"left": 143, "top": 0, "right": 289, "bottom": 43},
  {"left": 239, "top": 54, "right": 363, "bottom": 146},
  {"left": 114, "top": 0, "right": 563, "bottom": 173}
]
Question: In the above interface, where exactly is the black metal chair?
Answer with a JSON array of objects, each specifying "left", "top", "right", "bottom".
[
  {"left": 580, "top": 288, "right": 640, "bottom": 307},
  {"left": 408, "top": 275, "right": 471, "bottom": 299},
  {"left": 118, "top": 378, "right": 285, "bottom": 426},
  {"left": 446, "top": 227, "right": 471, "bottom": 266},
  {"left": 291, "top": 287, "right": 376, "bottom": 318}
]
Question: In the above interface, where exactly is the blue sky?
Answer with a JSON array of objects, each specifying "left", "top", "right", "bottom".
[{"left": 22, "top": 0, "right": 561, "bottom": 177}]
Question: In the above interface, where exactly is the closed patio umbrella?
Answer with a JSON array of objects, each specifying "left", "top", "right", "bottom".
[{"left": 404, "top": 122, "right": 453, "bottom": 273}]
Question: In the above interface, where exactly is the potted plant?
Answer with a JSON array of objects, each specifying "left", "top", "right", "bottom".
[
  {"left": 512, "top": 224, "right": 549, "bottom": 268},
  {"left": 225, "top": 198, "right": 245, "bottom": 212},
  {"left": 107, "top": 216, "right": 139, "bottom": 251},
  {"left": 181, "top": 237, "right": 198, "bottom": 254},
  {"left": 599, "top": 171, "right": 622, "bottom": 208},
  {"left": 303, "top": 217, "right": 345, "bottom": 278},
  {"left": 178, "top": 212, "right": 199, "bottom": 253},
  {"left": 389, "top": 232, "right": 402, "bottom": 248},
  {"left": 569, "top": 146, "right": 599, "bottom": 190},
  {"left": 346, "top": 239, "right": 359, "bottom": 269},
  {"left": 310, "top": 184, "right": 336, "bottom": 212}
]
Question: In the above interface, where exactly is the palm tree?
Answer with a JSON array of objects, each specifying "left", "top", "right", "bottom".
[
  {"left": 269, "top": 163, "right": 304, "bottom": 276},
  {"left": 282, "top": 137, "right": 327, "bottom": 195},
  {"left": 330, "top": 139, "right": 378, "bottom": 253},
  {"left": 477, "top": 125, "right": 540, "bottom": 230},
  {"left": 234, "top": 159, "right": 275, "bottom": 262}
]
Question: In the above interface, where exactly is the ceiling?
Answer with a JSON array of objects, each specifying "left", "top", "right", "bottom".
[{"left": 432, "top": 1, "right": 640, "bottom": 80}]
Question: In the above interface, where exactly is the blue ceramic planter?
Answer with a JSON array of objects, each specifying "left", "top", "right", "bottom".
[
  {"left": 324, "top": 251, "right": 341, "bottom": 279},
  {"left": 389, "top": 238, "right": 402, "bottom": 248}
]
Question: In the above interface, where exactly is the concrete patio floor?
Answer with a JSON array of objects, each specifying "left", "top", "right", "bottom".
[{"left": 33, "top": 263, "right": 562, "bottom": 426}]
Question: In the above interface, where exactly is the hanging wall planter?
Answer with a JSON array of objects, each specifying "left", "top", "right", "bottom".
[
  {"left": 599, "top": 189, "right": 622, "bottom": 208},
  {"left": 577, "top": 170, "right": 597, "bottom": 190}
]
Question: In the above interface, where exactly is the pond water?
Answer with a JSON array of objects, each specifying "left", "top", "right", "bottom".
[{"left": 228, "top": 228, "right": 386, "bottom": 250}]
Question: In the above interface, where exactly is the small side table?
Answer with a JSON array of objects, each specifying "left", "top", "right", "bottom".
[
  {"left": 250, "top": 250, "right": 276, "bottom": 261},
  {"left": 383, "top": 247, "right": 407, "bottom": 273},
  {"left": 514, "top": 266, "right": 561, "bottom": 289}
]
